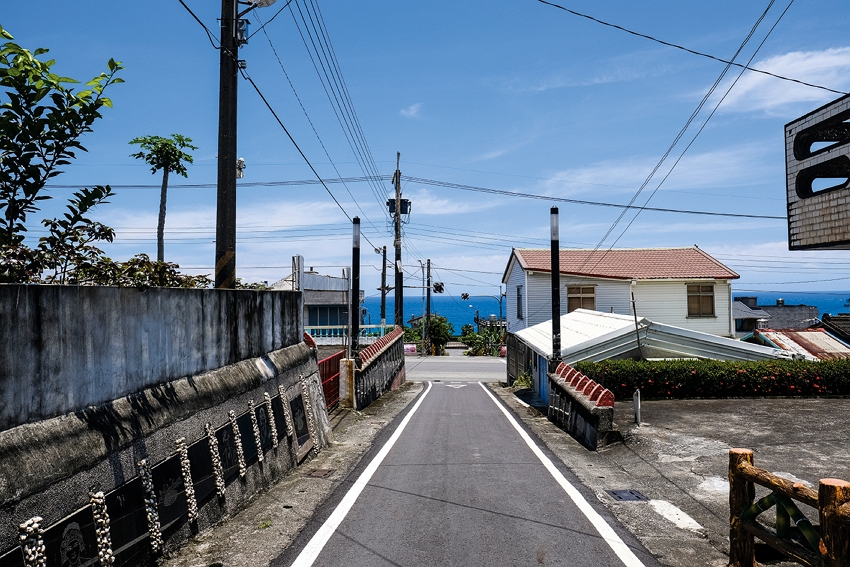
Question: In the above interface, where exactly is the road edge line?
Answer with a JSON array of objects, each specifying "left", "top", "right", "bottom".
[
  {"left": 290, "top": 381, "right": 434, "bottom": 566},
  {"left": 478, "top": 382, "right": 646, "bottom": 567}
]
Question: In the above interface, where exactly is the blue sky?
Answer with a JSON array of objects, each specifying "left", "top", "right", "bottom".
[{"left": 5, "top": 0, "right": 850, "bottom": 301}]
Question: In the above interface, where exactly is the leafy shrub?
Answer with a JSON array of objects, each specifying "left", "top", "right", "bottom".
[{"left": 574, "top": 359, "right": 850, "bottom": 400}]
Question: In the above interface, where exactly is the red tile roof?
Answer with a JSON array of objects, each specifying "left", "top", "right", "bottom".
[{"left": 510, "top": 247, "right": 739, "bottom": 280}]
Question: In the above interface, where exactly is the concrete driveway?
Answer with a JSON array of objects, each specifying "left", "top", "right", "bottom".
[{"left": 492, "top": 390, "right": 850, "bottom": 567}]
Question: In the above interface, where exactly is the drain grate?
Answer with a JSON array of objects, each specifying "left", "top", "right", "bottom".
[
  {"left": 606, "top": 490, "right": 649, "bottom": 502},
  {"left": 306, "top": 469, "right": 335, "bottom": 479}
]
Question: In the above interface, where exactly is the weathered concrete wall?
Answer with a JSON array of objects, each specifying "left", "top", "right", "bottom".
[
  {"left": 0, "top": 285, "right": 303, "bottom": 430},
  {"left": 0, "top": 342, "right": 331, "bottom": 565}
]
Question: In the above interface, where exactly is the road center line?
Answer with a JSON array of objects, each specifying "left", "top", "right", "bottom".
[
  {"left": 478, "top": 382, "right": 646, "bottom": 567},
  {"left": 290, "top": 381, "right": 433, "bottom": 567}
]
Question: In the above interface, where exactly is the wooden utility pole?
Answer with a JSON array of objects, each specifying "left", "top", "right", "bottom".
[
  {"left": 393, "top": 152, "right": 404, "bottom": 327},
  {"left": 215, "top": 0, "right": 238, "bottom": 288}
]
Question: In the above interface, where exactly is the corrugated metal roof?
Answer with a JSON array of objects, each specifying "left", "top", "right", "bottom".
[
  {"left": 757, "top": 329, "right": 850, "bottom": 360},
  {"left": 510, "top": 247, "right": 739, "bottom": 280},
  {"left": 515, "top": 309, "right": 787, "bottom": 363}
]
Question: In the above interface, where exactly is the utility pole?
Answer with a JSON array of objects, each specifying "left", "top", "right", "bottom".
[
  {"left": 392, "top": 152, "right": 404, "bottom": 327},
  {"left": 549, "top": 207, "right": 562, "bottom": 372},
  {"left": 380, "top": 246, "right": 387, "bottom": 328},
  {"left": 350, "top": 217, "right": 361, "bottom": 355},
  {"left": 426, "top": 259, "right": 431, "bottom": 356},
  {"left": 215, "top": 0, "right": 238, "bottom": 289}
]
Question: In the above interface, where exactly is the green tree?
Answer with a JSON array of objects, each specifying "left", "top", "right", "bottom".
[
  {"left": 129, "top": 134, "right": 197, "bottom": 262},
  {"left": 0, "top": 25, "right": 123, "bottom": 247},
  {"left": 427, "top": 316, "right": 454, "bottom": 355}
]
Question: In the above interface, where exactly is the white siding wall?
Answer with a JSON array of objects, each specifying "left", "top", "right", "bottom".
[
  {"left": 505, "top": 259, "right": 528, "bottom": 333},
  {"left": 524, "top": 274, "right": 633, "bottom": 327},
  {"left": 632, "top": 280, "right": 733, "bottom": 336}
]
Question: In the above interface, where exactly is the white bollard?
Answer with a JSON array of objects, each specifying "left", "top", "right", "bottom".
[{"left": 633, "top": 389, "right": 641, "bottom": 425}]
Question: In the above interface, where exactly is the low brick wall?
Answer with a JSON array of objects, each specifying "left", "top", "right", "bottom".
[
  {"left": 339, "top": 328, "right": 405, "bottom": 410},
  {"left": 547, "top": 362, "right": 618, "bottom": 451},
  {"left": 0, "top": 342, "right": 331, "bottom": 566}
]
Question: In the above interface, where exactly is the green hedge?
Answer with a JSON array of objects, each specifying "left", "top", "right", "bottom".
[{"left": 573, "top": 359, "right": 850, "bottom": 400}]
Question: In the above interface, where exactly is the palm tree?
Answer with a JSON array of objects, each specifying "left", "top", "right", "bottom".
[{"left": 129, "top": 134, "right": 197, "bottom": 262}]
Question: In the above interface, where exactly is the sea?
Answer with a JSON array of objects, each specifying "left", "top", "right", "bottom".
[{"left": 363, "top": 291, "right": 850, "bottom": 333}]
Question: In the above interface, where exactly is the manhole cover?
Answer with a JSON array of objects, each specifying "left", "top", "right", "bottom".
[
  {"left": 306, "top": 469, "right": 335, "bottom": 478},
  {"left": 606, "top": 490, "right": 648, "bottom": 502}
]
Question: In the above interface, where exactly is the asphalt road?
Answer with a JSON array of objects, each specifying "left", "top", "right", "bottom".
[
  {"left": 404, "top": 355, "right": 507, "bottom": 382},
  {"left": 272, "top": 379, "right": 661, "bottom": 567}
]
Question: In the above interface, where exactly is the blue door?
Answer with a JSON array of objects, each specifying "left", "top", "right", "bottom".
[{"left": 537, "top": 354, "right": 549, "bottom": 404}]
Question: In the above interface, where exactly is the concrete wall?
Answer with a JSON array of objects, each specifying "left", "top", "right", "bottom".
[
  {"left": 0, "top": 342, "right": 331, "bottom": 564},
  {"left": 0, "top": 285, "right": 303, "bottom": 430}
]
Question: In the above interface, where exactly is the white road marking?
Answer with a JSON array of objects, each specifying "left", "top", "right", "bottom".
[
  {"left": 649, "top": 500, "right": 704, "bottom": 532},
  {"left": 478, "top": 382, "right": 646, "bottom": 567},
  {"left": 446, "top": 384, "right": 467, "bottom": 389},
  {"left": 290, "top": 381, "right": 433, "bottom": 567}
]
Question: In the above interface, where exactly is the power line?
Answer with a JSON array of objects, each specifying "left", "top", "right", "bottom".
[
  {"left": 564, "top": 0, "right": 782, "bottom": 286},
  {"left": 255, "top": 7, "right": 383, "bottom": 238},
  {"left": 240, "top": 69, "right": 381, "bottom": 249},
  {"left": 247, "top": 0, "right": 294, "bottom": 39},
  {"left": 289, "top": 0, "right": 390, "bottom": 219},
  {"left": 604, "top": 0, "right": 794, "bottom": 251},
  {"left": 402, "top": 176, "right": 785, "bottom": 220},
  {"left": 537, "top": 0, "right": 847, "bottom": 96},
  {"left": 176, "top": 0, "right": 221, "bottom": 49}
]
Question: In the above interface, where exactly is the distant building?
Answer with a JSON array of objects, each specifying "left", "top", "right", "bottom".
[
  {"left": 502, "top": 247, "right": 739, "bottom": 337},
  {"left": 735, "top": 296, "right": 819, "bottom": 330},
  {"left": 271, "top": 256, "right": 364, "bottom": 331},
  {"left": 732, "top": 299, "right": 770, "bottom": 337}
]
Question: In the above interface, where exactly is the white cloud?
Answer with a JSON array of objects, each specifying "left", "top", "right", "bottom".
[
  {"left": 402, "top": 188, "right": 498, "bottom": 215},
  {"left": 540, "top": 143, "right": 776, "bottom": 197},
  {"left": 400, "top": 103, "right": 422, "bottom": 118},
  {"left": 715, "top": 47, "right": 850, "bottom": 115}
]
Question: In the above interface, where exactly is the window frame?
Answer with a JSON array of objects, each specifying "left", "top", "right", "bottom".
[
  {"left": 686, "top": 283, "right": 715, "bottom": 318},
  {"left": 516, "top": 285, "right": 524, "bottom": 319},
  {"left": 566, "top": 285, "right": 596, "bottom": 313}
]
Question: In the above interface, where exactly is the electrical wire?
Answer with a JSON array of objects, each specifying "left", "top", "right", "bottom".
[
  {"left": 247, "top": 0, "right": 294, "bottom": 39},
  {"left": 240, "top": 69, "right": 381, "bottom": 249},
  {"left": 565, "top": 0, "right": 782, "bottom": 284},
  {"left": 254, "top": 8, "right": 383, "bottom": 238},
  {"left": 289, "top": 0, "right": 390, "bottom": 218},
  {"left": 176, "top": 0, "right": 221, "bottom": 49},
  {"left": 537, "top": 0, "right": 847, "bottom": 96},
  {"left": 401, "top": 176, "right": 785, "bottom": 220}
]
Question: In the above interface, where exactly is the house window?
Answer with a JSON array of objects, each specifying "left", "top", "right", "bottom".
[
  {"left": 567, "top": 286, "right": 595, "bottom": 312},
  {"left": 687, "top": 284, "right": 715, "bottom": 317},
  {"left": 516, "top": 285, "right": 523, "bottom": 319}
]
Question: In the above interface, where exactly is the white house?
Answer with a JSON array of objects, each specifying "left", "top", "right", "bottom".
[{"left": 502, "top": 247, "right": 739, "bottom": 337}]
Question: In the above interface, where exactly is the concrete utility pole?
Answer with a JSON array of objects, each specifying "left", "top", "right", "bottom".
[
  {"left": 215, "top": 0, "right": 239, "bottom": 288},
  {"left": 426, "top": 259, "right": 431, "bottom": 356},
  {"left": 380, "top": 246, "right": 387, "bottom": 328},
  {"left": 351, "top": 217, "right": 361, "bottom": 355},
  {"left": 393, "top": 152, "right": 404, "bottom": 327},
  {"left": 549, "top": 206, "right": 562, "bottom": 372}
]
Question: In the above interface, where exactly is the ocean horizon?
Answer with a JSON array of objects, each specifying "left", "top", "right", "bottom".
[{"left": 363, "top": 290, "right": 850, "bottom": 334}]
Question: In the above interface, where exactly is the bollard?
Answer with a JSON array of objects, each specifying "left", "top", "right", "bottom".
[{"left": 633, "top": 389, "right": 641, "bottom": 425}]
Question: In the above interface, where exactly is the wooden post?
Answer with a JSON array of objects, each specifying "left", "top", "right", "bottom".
[
  {"left": 819, "top": 478, "right": 850, "bottom": 567},
  {"left": 729, "top": 448, "right": 757, "bottom": 567}
]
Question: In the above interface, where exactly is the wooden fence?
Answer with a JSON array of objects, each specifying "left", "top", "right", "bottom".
[
  {"left": 729, "top": 448, "right": 850, "bottom": 567},
  {"left": 318, "top": 350, "right": 344, "bottom": 409}
]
